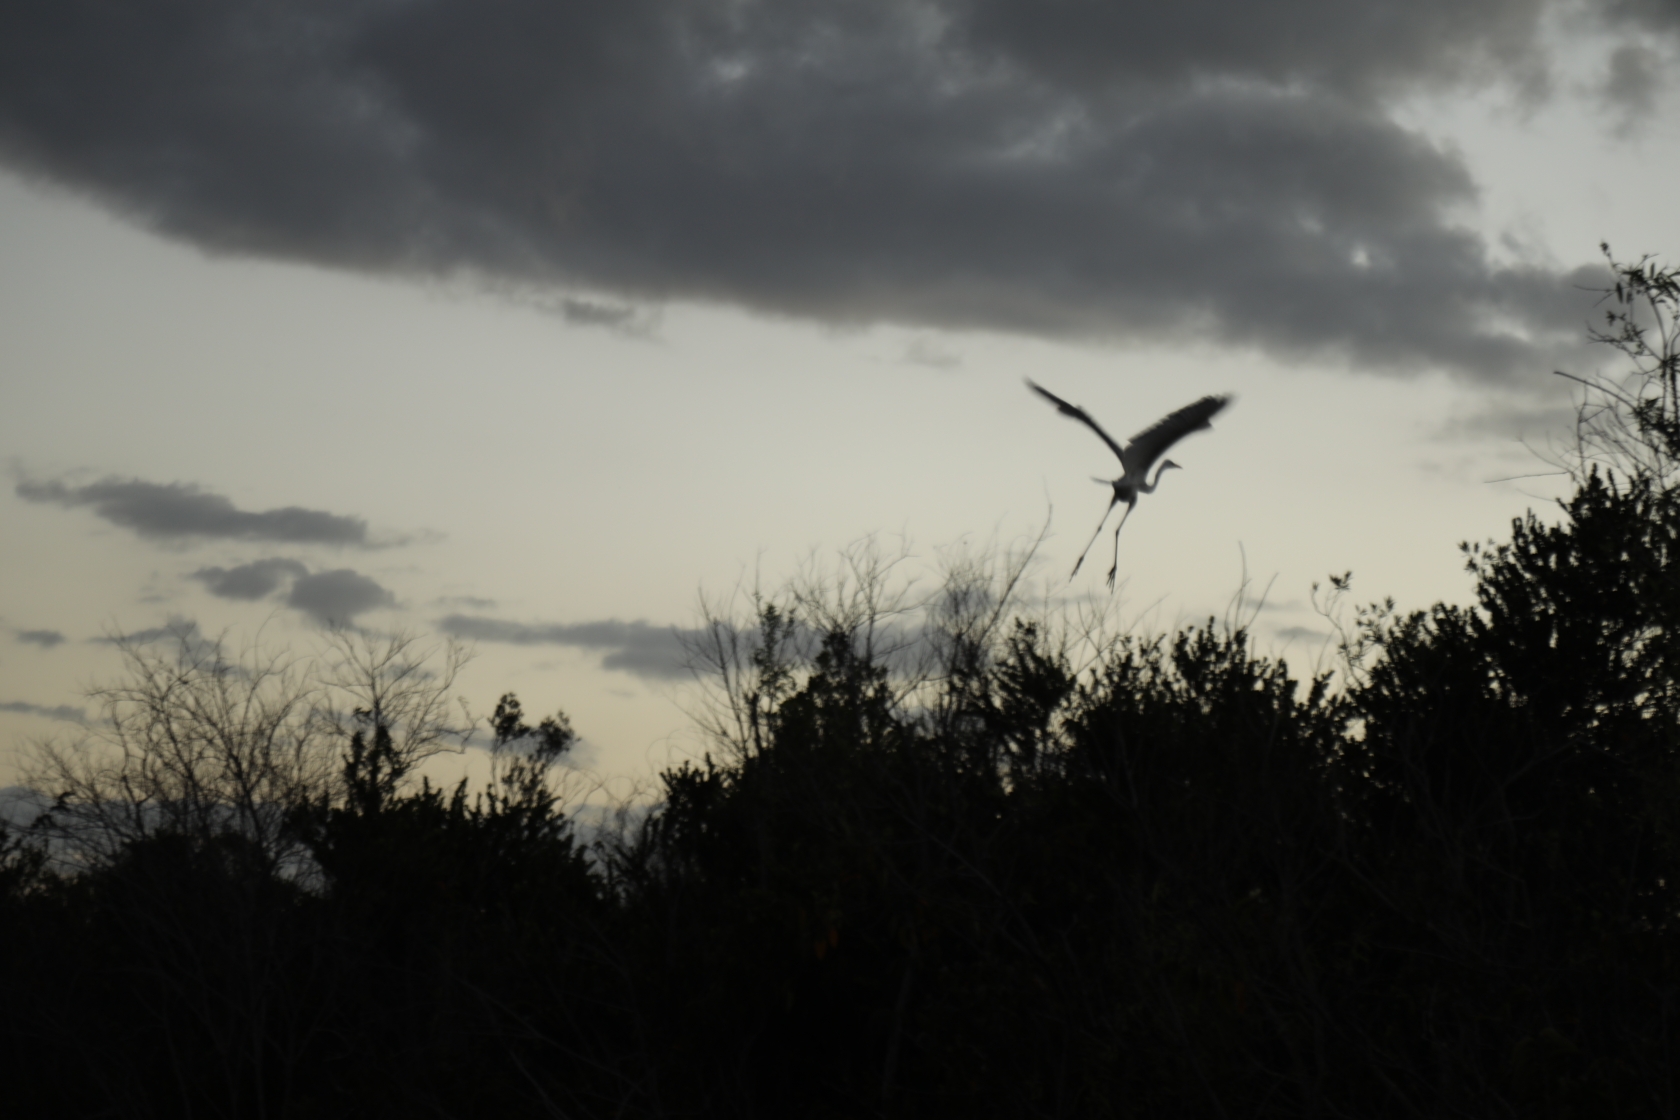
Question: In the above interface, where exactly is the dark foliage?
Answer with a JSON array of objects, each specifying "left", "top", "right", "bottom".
[{"left": 5, "top": 442, "right": 1680, "bottom": 1114}]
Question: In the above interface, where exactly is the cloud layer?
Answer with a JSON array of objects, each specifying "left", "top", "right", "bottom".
[
  {"left": 92, "top": 619, "right": 210, "bottom": 649},
  {"left": 18, "top": 477, "right": 370, "bottom": 545},
  {"left": 0, "top": 699, "right": 87, "bottom": 724},
  {"left": 1, "top": 1, "right": 1662, "bottom": 381},
  {"left": 437, "top": 615, "right": 692, "bottom": 680}
]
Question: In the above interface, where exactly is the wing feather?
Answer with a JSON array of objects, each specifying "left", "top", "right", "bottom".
[
  {"left": 1122, "top": 395, "right": 1231, "bottom": 474},
  {"left": 1025, "top": 379, "right": 1126, "bottom": 464}
]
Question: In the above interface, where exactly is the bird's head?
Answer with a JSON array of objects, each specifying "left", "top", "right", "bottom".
[{"left": 1158, "top": 459, "right": 1182, "bottom": 474}]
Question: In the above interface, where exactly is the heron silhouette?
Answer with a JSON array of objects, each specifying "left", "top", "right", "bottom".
[{"left": 1028, "top": 380, "right": 1232, "bottom": 589}]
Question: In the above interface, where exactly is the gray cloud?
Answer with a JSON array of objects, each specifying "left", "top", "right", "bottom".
[
  {"left": 191, "top": 557, "right": 310, "bottom": 600},
  {"left": 93, "top": 624, "right": 186, "bottom": 645},
  {"left": 91, "top": 619, "right": 207, "bottom": 649},
  {"left": 561, "top": 297, "right": 659, "bottom": 337},
  {"left": 88, "top": 621, "right": 244, "bottom": 674},
  {"left": 1602, "top": 44, "right": 1664, "bottom": 116},
  {"left": 17, "top": 477, "right": 370, "bottom": 545},
  {"left": 287, "top": 569, "right": 396, "bottom": 624},
  {"left": 189, "top": 557, "right": 393, "bottom": 623},
  {"left": 15, "top": 629, "right": 66, "bottom": 648},
  {"left": 438, "top": 615, "right": 692, "bottom": 680},
  {"left": 435, "top": 595, "right": 498, "bottom": 610},
  {"left": 0, "top": 1, "right": 1658, "bottom": 383},
  {"left": 0, "top": 700, "right": 87, "bottom": 724},
  {"left": 1606, "top": 0, "right": 1680, "bottom": 35}
]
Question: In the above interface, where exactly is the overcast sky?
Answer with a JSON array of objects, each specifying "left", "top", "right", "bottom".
[{"left": 4, "top": 0, "right": 1680, "bottom": 786}]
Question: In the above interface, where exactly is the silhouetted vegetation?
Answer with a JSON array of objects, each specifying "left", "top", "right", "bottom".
[{"left": 6, "top": 257, "right": 1680, "bottom": 1117}]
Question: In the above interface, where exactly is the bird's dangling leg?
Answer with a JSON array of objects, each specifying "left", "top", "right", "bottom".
[
  {"left": 1105, "top": 501, "right": 1136, "bottom": 590},
  {"left": 1070, "top": 497, "right": 1119, "bottom": 578}
]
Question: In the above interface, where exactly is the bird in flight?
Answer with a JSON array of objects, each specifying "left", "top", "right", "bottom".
[{"left": 1027, "top": 380, "right": 1232, "bottom": 589}]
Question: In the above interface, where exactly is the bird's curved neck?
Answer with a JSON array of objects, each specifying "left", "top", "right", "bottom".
[{"left": 1138, "top": 461, "right": 1173, "bottom": 494}]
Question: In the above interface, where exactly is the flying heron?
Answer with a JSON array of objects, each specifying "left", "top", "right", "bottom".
[{"left": 1027, "top": 380, "right": 1232, "bottom": 589}]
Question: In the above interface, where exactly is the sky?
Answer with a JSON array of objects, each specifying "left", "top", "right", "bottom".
[{"left": 4, "top": 0, "right": 1680, "bottom": 790}]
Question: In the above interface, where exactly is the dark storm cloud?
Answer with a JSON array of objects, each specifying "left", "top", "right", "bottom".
[
  {"left": 437, "top": 615, "right": 691, "bottom": 681},
  {"left": 287, "top": 568, "right": 396, "bottom": 624},
  {"left": 191, "top": 557, "right": 310, "bottom": 600},
  {"left": 1605, "top": 0, "right": 1680, "bottom": 34},
  {"left": 0, "top": 1, "right": 1659, "bottom": 380},
  {"left": 17, "top": 477, "right": 370, "bottom": 545},
  {"left": 0, "top": 700, "right": 88, "bottom": 724},
  {"left": 15, "top": 629, "right": 66, "bottom": 649}
]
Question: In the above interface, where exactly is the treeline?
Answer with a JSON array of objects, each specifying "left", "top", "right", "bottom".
[
  {"left": 5, "top": 254, "right": 1680, "bottom": 1118},
  {"left": 2, "top": 466, "right": 1677, "bottom": 1118}
]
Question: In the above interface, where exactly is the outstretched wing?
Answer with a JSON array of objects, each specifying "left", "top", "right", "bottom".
[
  {"left": 1026, "top": 379, "right": 1125, "bottom": 464},
  {"left": 1122, "top": 395, "right": 1232, "bottom": 474}
]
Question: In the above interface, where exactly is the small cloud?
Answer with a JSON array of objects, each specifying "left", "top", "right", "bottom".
[
  {"left": 15, "top": 629, "right": 66, "bottom": 649},
  {"left": 287, "top": 569, "right": 396, "bottom": 624},
  {"left": 561, "top": 297, "right": 659, "bottom": 337},
  {"left": 90, "top": 618, "right": 209, "bottom": 651},
  {"left": 436, "top": 615, "right": 692, "bottom": 680},
  {"left": 904, "top": 336, "right": 962, "bottom": 369},
  {"left": 17, "top": 475, "right": 372, "bottom": 546},
  {"left": 0, "top": 700, "right": 87, "bottom": 724},
  {"left": 1253, "top": 597, "right": 1308, "bottom": 615},
  {"left": 1273, "top": 625, "right": 1331, "bottom": 645},
  {"left": 434, "top": 594, "right": 498, "bottom": 610},
  {"left": 1431, "top": 391, "right": 1575, "bottom": 444},
  {"left": 1602, "top": 44, "right": 1663, "bottom": 120},
  {"left": 93, "top": 622, "right": 189, "bottom": 645},
  {"left": 191, "top": 558, "right": 310, "bottom": 600}
]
